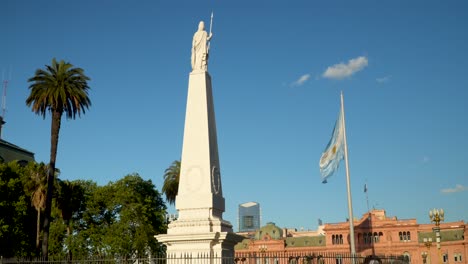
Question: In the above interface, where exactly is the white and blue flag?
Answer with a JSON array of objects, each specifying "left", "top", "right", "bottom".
[{"left": 319, "top": 106, "right": 345, "bottom": 183}]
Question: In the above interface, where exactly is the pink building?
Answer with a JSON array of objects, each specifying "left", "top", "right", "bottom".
[{"left": 235, "top": 210, "right": 467, "bottom": 264}]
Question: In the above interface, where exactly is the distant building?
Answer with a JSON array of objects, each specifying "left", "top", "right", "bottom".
[
  {"left": 235, "top": 209, "right": 468, "bottom": 264},
  {"left": 0, "top": 116, "right": 35, "bottom": 164},
  {"left": 0, "top": 139, "right": 35, "bottom": 164},
  {"left": 238, "top": 202, "right": 261, "bottom": 232}
]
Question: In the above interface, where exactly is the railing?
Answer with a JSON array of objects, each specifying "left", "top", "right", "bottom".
[
  {"left": 0, "top": 253, "right": 409, "bottom": 264},
  {"left": 235, "top": 252, "right": 408, "bottom": 264}
]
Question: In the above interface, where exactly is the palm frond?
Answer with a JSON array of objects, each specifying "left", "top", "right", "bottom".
[
  {"left": 162, "top": 160, "right": 181, "bottom": 205},
  {"left": 26, "top": 58, "right": 91, "bottom": 119}
]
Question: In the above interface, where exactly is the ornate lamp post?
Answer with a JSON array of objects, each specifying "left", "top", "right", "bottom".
[
  {"left": 259, "top": 244, "right": 267, "bottom": 253},
  {"left": 423, "top": 238, "right": 432, "bottom": 264},
  {"left": 422, "top": 252, "right": 428, "bottom": 264},
  {"left": 259, "top": 245, "right": 267, "bottom": 264},
  {"left": 429, "top": 209, "right": 444, "bottom": 264}
]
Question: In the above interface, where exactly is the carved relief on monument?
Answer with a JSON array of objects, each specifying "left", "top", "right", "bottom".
[
  {"left": 211, "top": 165, "right": 221, "bottom": 194},
  {"left": 183, "top": 166, "right": 204, "bottom": 193}
]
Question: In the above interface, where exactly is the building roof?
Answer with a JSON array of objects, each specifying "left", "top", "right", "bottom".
[
  {"left": 285, "top": 235, "right": 326, "bottom": 248},
  {"left": 255, "top": 222, "right": 283, "bottom": 240},
  {"left": 0, "top": 139, "right": 35, "bottom": 163},
  {"left": 240, "top": 201, "right": 259, "bottom": 207}
]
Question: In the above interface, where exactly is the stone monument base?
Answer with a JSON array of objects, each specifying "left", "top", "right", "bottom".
[{"left": 155, "top": 231, "right": 244, "bottom": 261}]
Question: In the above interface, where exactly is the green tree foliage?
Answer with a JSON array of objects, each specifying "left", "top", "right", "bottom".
[
  {"left": 52, "top": 180, "right": 99, "bottom": 259},
  {"left": 0, "top": 162, "right": 36, "bottom": 257},
  {"left": 162, "top": 160, "right": 180, "bottom": 205},
  {"left": 47, "top": 174, "right": 167, "bottom": 259},
  {"left": 1, "top": 164, "right": 167, "bottom": 258},
  {"left": 26, "top": 58, "right": 91, "bottom": 257},
  {"left": 53, "top": 180, "right": 87, "bottom": 260},
  {"left": 48, "top": 206, "right": 67, "bottom": 259}
]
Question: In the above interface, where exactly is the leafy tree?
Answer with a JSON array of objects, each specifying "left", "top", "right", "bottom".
[
  {"left": 70, "top": 174, "right": 167, "bottom": 258},
  {"left": 48, "top": 204, "right": 67, "bottom": 259},
  {"left": 162, "top": 160, "right": 180, "bottom": 205},
  {"left": 0, "top": 162, "right": 36, "bottom": 257},
  {"left": 26, "top": 58, "right": 91, "bottom": 257},
  {"left": 55, "top": 180, "right": 86, "bottom": 260},
  {"left": 0, "top": 166, "right": 167, "bottom": 259},
  {"left": 58, "top": 180, "right": 99, "bottom": 259},
  {"left": 107, "top": 174, "right": 167, "bottom": 258}
]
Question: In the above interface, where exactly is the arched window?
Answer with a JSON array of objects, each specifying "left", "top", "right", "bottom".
[
  {"left": 374, "top": 232, "right": 379, "bottom": 243},
  {"left": 403, "top": 252, "right": 411, "bottom": 263},
  {"left": 339, "top": 234, "right": 343, "bottom": 244},
  {"left": 332, "top": 234, "right": 336, "bottom": 245},
  {"left": 443, "top": 254, "right": 448, "bottom": 263},
  {"left": 454, "top": 253, "right": 463, "bottom": 262},
  {"left": 399, "top": 231, "right": 411, "bottom": 242}
]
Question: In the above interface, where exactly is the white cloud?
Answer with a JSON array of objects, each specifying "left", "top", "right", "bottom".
[
  {"left": 323, "top": 56, "right": 368, "bottom": 80},
  {"left": 376, "top": 75, "right": 391, "bottom": 83},
  {"left": 441, "top": 184, "right": 468, "bottom": 194},
  {"left": 291, "top": 74, "right": 311, "bottom": 87}
]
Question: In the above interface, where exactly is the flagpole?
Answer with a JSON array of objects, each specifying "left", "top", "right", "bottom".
[
  {"left": 365, "top": 183, "right": 370, "bottom": 213},
  {"left": 341, "top": 91, "right": 356, "bottom": 257}
]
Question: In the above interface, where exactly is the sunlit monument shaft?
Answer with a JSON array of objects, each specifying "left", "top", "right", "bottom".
[{"left": 155, "top": 18, "right": 243, "bottom": 262}]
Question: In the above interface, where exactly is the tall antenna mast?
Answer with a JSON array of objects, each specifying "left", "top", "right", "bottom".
[
  {"left": 0, "top": 68, "right": 10, "bottom": 139},
  {"left": 365, "top": 182, "right": 370, "bottom": 213}
]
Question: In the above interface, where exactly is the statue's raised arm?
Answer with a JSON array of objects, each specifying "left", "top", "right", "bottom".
[{"left": 191, "top": 21, "right": 212, "bottom": 72}]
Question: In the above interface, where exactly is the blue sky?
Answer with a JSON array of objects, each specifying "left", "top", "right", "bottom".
[{"left": 2, "top": 0, "right": 467, "bottom": 231}]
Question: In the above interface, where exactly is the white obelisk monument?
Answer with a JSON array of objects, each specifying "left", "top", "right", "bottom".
[{"left": 155, "top": 18, "right": 243, "bottom": 260}]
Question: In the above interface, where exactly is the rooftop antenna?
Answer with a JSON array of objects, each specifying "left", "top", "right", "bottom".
[{"left": 0, "top": 68, "right": 10, "bottom": 139}]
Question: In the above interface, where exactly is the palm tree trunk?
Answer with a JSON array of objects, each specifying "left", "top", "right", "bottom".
[
  {"left": 67, "top": 225, "right": 72, "bottom": 262},
  {"left": 36, "top": 209, "right": 41, "bottom": 251},
  {"left": 42, "top": 110, "right": 62, "bottom": 258}
]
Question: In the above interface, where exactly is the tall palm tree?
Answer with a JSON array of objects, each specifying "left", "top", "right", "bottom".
[
  {"left": 26, "top": 58, "right": 91, "bottom": 257},
  {"left": 162, "top": 160, "right": 180, "bottom": 205}
]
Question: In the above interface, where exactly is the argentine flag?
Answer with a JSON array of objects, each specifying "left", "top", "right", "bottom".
[{"left": 319, "top": 106, "right": 345, "bottom": 183}]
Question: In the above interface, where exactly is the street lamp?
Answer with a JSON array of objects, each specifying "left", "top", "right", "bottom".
[
  {"left": 259, "top": 244, "right": 267, "bottom": 253},
  {"left": 422, "top": 252, "right": 428, "bottom": 264},
  {"left": 259, "top": 245, "right": 267, "bottom": 264},
  {"left": 429, "top": 209, "right": 444, "bottom": 264},
  {"left": 423, "top": 238, "right": 432, "bottom": 264}
]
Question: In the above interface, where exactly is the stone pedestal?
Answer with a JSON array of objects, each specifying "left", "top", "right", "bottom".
[{"left": 155, "top": 72, "right": 243, "bottom": 260}]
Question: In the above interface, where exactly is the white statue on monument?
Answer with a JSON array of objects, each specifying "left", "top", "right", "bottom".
[{"left": 191, "top": 18, "right": 213, "bottom": 72}]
